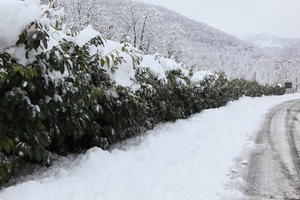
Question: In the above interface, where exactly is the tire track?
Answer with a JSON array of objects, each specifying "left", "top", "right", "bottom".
[
  {"left": 286, "top": 104, "right": 300, "bottom": 177},
  {"left": 244, "top": 100, "right": 300, "bottom": 200}
]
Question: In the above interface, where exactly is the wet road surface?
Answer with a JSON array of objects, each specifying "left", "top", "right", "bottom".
[{"left": 244, "top": 100, "right": 300, "bottom": 200}]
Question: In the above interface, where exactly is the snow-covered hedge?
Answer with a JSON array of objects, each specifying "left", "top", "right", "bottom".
[{"left": 0, "top": 2, "right": 285, "bottom": 186}]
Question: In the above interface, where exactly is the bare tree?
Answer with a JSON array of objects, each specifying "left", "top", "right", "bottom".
[
  {"left": 164, "top": 23, "right": 185, "bottom": 62},
  {"left": 62, "top": 0, "right": 98, "bottom": 31},
  {"left": 116, "top": 1, "right": 161, "bottom": 54}
]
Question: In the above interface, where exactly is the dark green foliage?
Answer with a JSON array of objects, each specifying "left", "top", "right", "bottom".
[{"left": 0, "top": 26, "right": 285, "bottom": 187}]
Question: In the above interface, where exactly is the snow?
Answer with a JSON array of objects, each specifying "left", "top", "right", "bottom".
[
  {"left": 1, "top": 93, "right": 300, "bottom": 200},
  {"left": 110, "top": 59, "right": 136, "bottom": 88},
  {"left": 191, "top": 70, "right": 213, "bottom": 82},
  {"left": 0, "top": 0, "right": 40, "bottom": 53},
  {"left": 140, "top": 55, "right": 166, "bottom": 79},
  {"left": 71, "top": 26, "right": 195, "bottom": 88},
  {"left": 102, "top": 40, "right": 123, "bottom": 55},
  {"left": 74, "top": 25, "right": 100, "bottom": 46},
  {"left": 158, "top": 56, "right": 188, "bottom": 75},
  {"left": 139, "top": 55, "right": 189, "bottom": 80}
]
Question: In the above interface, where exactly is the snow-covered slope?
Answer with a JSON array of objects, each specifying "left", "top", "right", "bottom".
[{"left": 1, "top": 94, "right": 300, "bottom": 200}]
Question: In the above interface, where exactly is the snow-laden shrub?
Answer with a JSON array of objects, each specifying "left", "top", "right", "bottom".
[{"left": 0, "top": 2, "right": 285, "bottom": 186}]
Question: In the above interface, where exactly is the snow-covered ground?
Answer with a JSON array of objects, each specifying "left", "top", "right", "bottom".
[{"left": 1, "top": 94, "right": 300, "bottom": 200}]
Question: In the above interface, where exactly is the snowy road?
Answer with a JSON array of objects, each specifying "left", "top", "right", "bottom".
[
  {"left": 244, "top": 100, "right": 300, "bottom": 199},
  {"left": 1, "top": 94, "right": 300, "bottom": 200}
]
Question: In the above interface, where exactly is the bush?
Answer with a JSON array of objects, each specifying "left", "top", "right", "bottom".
[{"left": 0, "top": 23, "right": 285, "bottom": 187}]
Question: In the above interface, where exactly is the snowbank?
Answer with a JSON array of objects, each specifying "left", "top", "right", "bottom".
[
  {"left": 1, "top": 93, "right": 300, "bottom": 200},
  {"left": 0, "top": 0, "right": 40, "bottom": 53}
]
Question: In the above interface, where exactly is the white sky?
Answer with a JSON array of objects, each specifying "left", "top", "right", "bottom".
[{"left": 138, "top": 0, "right": 300, "bottom": 38}]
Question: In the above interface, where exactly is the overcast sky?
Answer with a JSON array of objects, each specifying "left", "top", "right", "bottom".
[{"left": 139, "top": 0, "right": 300, "bottom": 38}]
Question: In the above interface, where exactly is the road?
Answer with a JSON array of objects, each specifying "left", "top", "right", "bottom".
[{"left": 244, "top": 100, "right": 300, "bottom": 200}]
